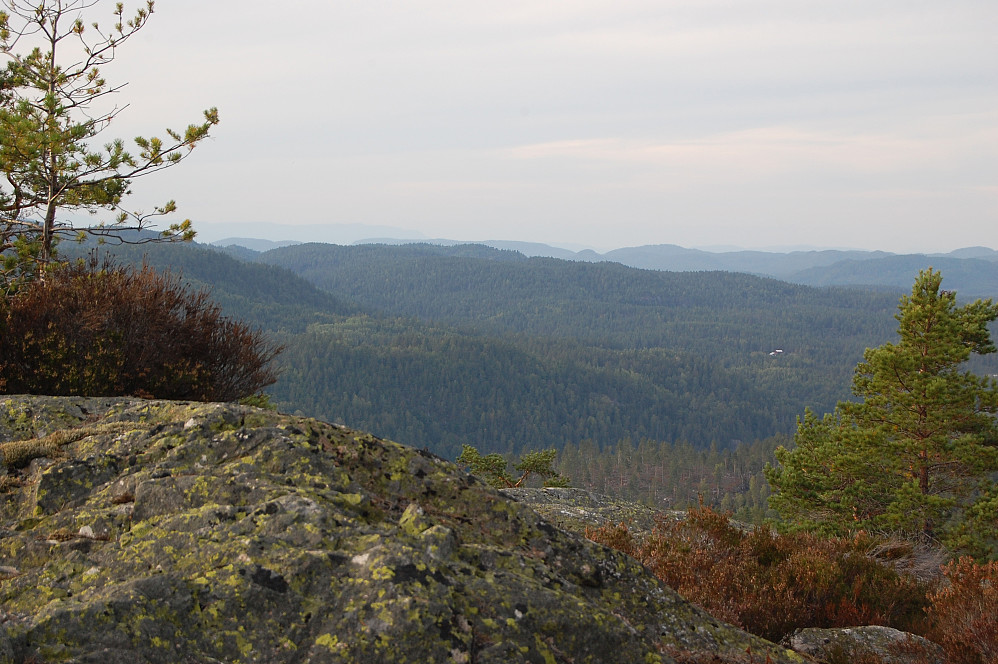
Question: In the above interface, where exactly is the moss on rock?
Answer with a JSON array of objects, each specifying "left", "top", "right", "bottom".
[{"left": 0, "top": 396, "right": 804, "bottom": 663}]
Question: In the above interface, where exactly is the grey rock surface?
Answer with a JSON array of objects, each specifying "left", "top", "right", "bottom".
[
  {"left": 786, "top": 625, "right": 945, "bottom": 664},
  {"left": 0, "top": 396, "right": 806, "bottom": 663},
  {"left": 500, "top": 486, "right": 672, "bottom": 535}
]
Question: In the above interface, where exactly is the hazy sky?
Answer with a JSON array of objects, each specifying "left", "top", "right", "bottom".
[{"left": 91, "top": 1, "right": 997, "bottom": 252}]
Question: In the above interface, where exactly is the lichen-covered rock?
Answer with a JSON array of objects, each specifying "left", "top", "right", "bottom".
[
  {"left": 785, "top": 625, "right": 945, "bottom": 664},
  {"left": 0, "top": 396, "right": 806, "bottom": 664},
  {"left": 500, "top": 487, "right": 673, "bottom": 536}
]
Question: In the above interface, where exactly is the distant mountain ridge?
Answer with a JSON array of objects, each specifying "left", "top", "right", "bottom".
[
  {"left": 213, "top": 237, "right": 302, "bottom": 252},
  {"left": 470, "top": 241, "right": 997, "bottom": 294},
  {"left": 599, "top": 245, "right": 898, "bottom": 277},
  {"left": 789, "top": 255, "right": 998, "bottom": 295},
  {"left": 213, "top": 233, "right": 997, "bottom": 296}
]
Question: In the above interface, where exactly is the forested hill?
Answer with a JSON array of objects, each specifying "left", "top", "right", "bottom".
[
  {"left": 256, "top": 242, "right": 902, "bottom": 357},
  {"left": 86, "top": 240, "right": 955, "bottom": 460},
  {"left": 274, "top": 317, "right": 791, "bottom": 460},
  {"left": 247, "top": 241, "right": 914, "bottom": 456},
  {"left": 251, "top": 239, "right": 998, "bottom": 297},
  {"left": 789, "top": 254, "right": 998, "bottom": 297},
  {"left": 254, "top": 242, "right": 910, "bottom": 387},
  {"left": 64, "top": 242, "right": 361, "bottom": 331}
]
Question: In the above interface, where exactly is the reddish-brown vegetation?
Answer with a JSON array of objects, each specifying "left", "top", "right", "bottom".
[
  {"left": 589, "top": 504, "right": 998, "bottom": 663},
  {"left": 0, "top": 259, "right": 281, "bottom": 402},
  {"left": 925, "top": 557, "right": 998, "bottom": 664},
  {"left": 587, "top": 504, "right": 931, "bottom": 642}
]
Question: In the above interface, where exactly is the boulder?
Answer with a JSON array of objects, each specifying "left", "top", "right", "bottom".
[
  {"left": 786, "top": 625, "right": 945, "bottom": 664},
  {"left": 500, "top": 486, "right": 672, "bottom": 536},
  {"left": 0, "top": 396, "right": 806, "bottom": 664}
]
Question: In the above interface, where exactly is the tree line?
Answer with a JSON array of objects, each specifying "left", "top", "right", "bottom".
[
  {"left": 268, "top": 316, "right": 794, "bottom": 460},
  {"left": 556, "top": 435, "right": 786, "bottom": 524}
]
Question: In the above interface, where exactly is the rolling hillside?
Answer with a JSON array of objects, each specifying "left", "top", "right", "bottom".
[{"left": 84, "top": 240, "right": 996, "bottom": 459}]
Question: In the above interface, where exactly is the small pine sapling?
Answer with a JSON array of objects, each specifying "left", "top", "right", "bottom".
[{"left": 457, "top": 445, "right": 570, "bottom": 489}]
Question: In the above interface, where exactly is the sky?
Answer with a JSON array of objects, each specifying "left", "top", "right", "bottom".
[{"left": 58, "top": 1, "right": 998, "bottom": 252}]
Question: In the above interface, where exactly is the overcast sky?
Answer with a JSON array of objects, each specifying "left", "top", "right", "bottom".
[{"left": 92, "top": 1, "right": 998, "bottom": 252}]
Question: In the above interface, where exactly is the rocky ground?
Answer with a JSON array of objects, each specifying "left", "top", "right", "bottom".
[
  {"left": 498, "top": 486, "right": 669, "bottom": 537},
  {"left": 0, "top": 395, "right": 807, "bottom": 664}
]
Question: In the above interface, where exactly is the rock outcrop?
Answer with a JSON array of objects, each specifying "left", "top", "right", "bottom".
[
  {"left": 785, "top": 626, "right": 945, "bottom": 664},
  {"left": 499, "top": 487, "right": 670, "bottom": 536},
  {"left": 0, "top": 396, "right": 805, "bottom": 663}
]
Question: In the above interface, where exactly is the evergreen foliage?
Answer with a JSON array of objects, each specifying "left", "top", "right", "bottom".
[
  {"left": 0, "top": 0, "right": 217, "bottom": 292},
  {"left": 248, "top": 242, "right": 926, "bottom": 453},
  {"left": 0, "top": 258, "right": 281, "bottom": 401},
  {"left": 456, "top": 444, "right": 570, "bottom": 489},
  {"left": 256, "top": 242, "right": 917, "bottom": 417},
  {"left": 82, "top": 242, "right": 998, "bottom": 523},
  {"left": 767, "top": 269, "right": 998, "bottom": 558},
  {"left": 271, "top": 316, "right": 788, "bottom": 460},
  {"left": 557, "top": 436, "right": 785, "bottom": 523}
]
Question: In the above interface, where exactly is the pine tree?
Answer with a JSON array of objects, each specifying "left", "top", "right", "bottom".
[
  {"left": 766, "top": 269, "right": 998, "bottom": 557},
  {"left": 456, "top": 444, "right": 570, "bottom": 489},
  {"left": 0, "top": 0, "right": 217, "bottom": 292}
]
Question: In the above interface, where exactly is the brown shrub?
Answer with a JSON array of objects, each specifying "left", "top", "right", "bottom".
[
  {"left": 587, "top": 503, "right": 932, "bottom": 643},
  {"left": 925, "top": 557, "right": 998, "bottom": 664},
  {"left": 0, "top": 259, "right": 281, "bottom": 402}
]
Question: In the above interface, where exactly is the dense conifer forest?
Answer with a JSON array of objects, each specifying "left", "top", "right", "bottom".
[
  {"left": 81, "top": 240, "right": 998, "bottom": 516},
  {"left": 557, "top": 435, "right": 787, "bottom": 523}
]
